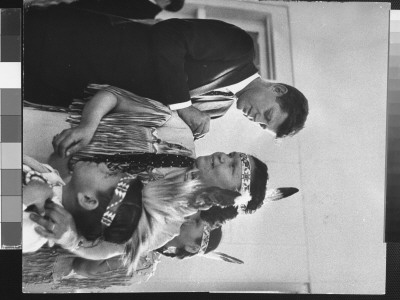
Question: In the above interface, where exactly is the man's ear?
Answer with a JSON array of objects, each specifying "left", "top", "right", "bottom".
[
  {"left": 77, "top": 192, "right": 99, "bottom": 211},
  {"left": 184, "top": 244, "right": 200, "bottom": 254},
  {"left": 270, "top": 84, "right": 288, "bottom": 96}
]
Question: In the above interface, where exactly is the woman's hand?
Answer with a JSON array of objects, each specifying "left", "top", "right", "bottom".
[
  {"left": 29, "top": 201, "right": 81, "bottom": 251},
  {"left": 52, "top": 126, "right": 96, "bottom": 158}
]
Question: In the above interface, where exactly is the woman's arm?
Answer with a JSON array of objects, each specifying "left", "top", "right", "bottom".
[
  {"left": 53, "top": 86, "right": 172, "bottom": 158},
  {"left": 52, "top": 90, "right": 119, "bottom": 158}
]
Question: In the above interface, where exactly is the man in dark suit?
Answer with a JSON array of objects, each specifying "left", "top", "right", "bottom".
[{"left": 24, "top": 5, "right": 308, "bottom": 139}]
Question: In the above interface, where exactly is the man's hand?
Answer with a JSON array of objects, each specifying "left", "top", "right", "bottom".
[
  {"left": 30, "top": 202, "right": 80, "bottom": 251},
  {"left": 52, "top": 126, "right": 96, "bottom": 158},
  {"left": 177, "top": 106, "right": 210, "bottom": 139}
]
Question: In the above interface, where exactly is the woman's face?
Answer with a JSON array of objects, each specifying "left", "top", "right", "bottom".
[{"left": 195, "top": 152, "right": 253, "bottom": 192}]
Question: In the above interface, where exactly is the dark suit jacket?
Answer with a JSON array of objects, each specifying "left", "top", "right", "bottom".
[
  {"left": 24, "top": 6, "right": 258, "bottom": 108},
  {"left": 70, "top": 0, "right": 162, "bottom": 19}
]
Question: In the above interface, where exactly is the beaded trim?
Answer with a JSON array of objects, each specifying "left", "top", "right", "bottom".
[
  {"left": 235, "top": 153, "right": 252, "bottom": 213},
  {"left": 239, "top": 153, "right": 251, "bottom": 194},
  {"left": 101, "top": 174, "right": 137, "bottom": 227},
  {"left": 197, "top": 223, "right": 211, "bottom": 255}
]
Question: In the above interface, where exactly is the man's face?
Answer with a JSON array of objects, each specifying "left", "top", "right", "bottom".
[
  {"left": 68, "top": 161, "right": 121, "bottom": 207},
  {"left": 236, "top": 84, "right": 288, "bottom": 135},
  {"left": 195, "top": 152, "right": 251, "bottom": 191}
]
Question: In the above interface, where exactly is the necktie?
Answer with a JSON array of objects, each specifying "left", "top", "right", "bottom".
[
  {"left": 191, "top": 90, "right": 235, "bottom": 119},
  {"left": 201, "top": 90, "right": 235, "bottom": 97},
  {"left": 80, "top": 152, "right": 195, "bottom": 173}
]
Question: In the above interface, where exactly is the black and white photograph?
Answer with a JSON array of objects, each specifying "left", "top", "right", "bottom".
[{"left": 22, "top": 0, "right": 388, "bottom": 293}]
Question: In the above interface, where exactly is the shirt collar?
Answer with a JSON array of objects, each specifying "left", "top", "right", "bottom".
[{"left": 224, "top": 73, "right": 260, "bottom": 95}]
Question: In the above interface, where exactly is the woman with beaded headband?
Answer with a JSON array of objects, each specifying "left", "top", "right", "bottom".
[
  {"left": 26, "top": 150, "right": 276, "bottom": 262},
  {"left": 22, "top": 150, "right": 279, "bottom": 288},
  {"left": 22, "top": 153, "right": 239, "bottom": 287},
  {"left": 23, "top": 150, "right": 297, "bottom": 287}
]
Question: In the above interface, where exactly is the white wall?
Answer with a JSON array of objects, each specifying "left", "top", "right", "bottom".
[{"left": 288, "top": 2, "right": 388, "bottom": 294}]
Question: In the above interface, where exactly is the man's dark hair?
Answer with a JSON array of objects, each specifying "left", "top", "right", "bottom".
[
  {"left": 165, "top": 0, "right": 185, "bottom": 12},
  {"left": 275, "top": 83, "right": 309, "bottom": 138}
]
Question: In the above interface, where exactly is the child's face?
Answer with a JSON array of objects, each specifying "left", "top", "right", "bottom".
[
  {"left": 165, "top": 212, "right": 205, "bottom": 253},
  {"left": 69, "top": 161, "right": 122, "bottom": 206},
  {"left": 178, "top": 217, "right": 206, "bottom": 253}
]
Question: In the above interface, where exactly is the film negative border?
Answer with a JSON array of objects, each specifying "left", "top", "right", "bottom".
[{"left": 0, "top": 8, "right": 21, "bottom": 250}]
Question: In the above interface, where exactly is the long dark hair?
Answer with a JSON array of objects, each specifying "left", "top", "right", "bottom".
[
  {"left": 200, "top": 206, "right": 238, "bottom": 228},
  {"left": 159, "top": 226, "right": 223, "bottom": 260}
]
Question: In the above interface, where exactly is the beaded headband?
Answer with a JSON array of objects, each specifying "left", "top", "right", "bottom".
[
  {"left": 233, "top": 153, "right": 252, "bottom": 213},
  {"left": 239, "top": 153, "right": 251, "bottom": 194},
  {"left": 197, "top": 222, "right": 211, "bottom": 255},
  {"left": 101, "top": 174, "right": 137, "bottom": 227}
]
